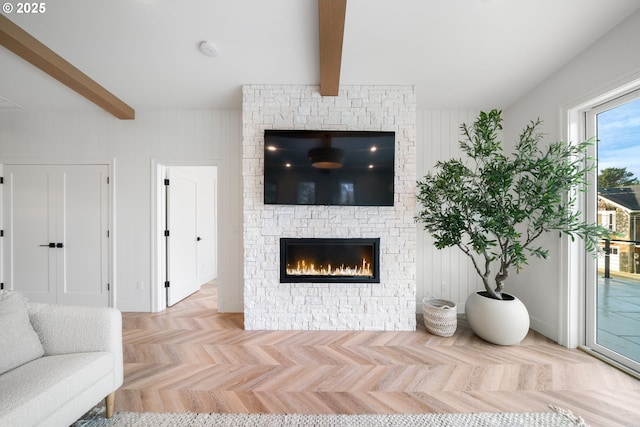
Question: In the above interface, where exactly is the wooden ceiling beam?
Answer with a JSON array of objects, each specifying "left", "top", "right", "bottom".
[
  {"left": 0, "top": 14, "right": 135, "bottom": 119},
  {"left": 318, "top": 0, "right": 346, "bottom": 96}
]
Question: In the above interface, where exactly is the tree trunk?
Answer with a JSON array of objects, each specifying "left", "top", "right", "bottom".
[
  {"left": 483, "top": 275, "right": 502, "bottom": 299},
  {"left": 493, "top": 266, "right": 509, "bottom": 299}
]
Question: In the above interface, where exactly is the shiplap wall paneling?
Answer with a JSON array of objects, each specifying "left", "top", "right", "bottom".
[{"left": 416, "top": 110, "right": 480, "bottom": 312}]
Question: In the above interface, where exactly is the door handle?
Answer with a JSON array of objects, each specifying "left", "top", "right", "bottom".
[
  {"left": 196, "top": 237, "right": 202, "bottom": 241},
  {"left": 56, "top": 243, "right": 64, "bottom": 248},
  {"left": 39, "top": 243, "right": 55, "bottom": 248}
]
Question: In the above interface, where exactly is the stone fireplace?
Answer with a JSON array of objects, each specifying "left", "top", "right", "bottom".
[{"left": 242, "top": 84, "right": 416, "bottom": 331}]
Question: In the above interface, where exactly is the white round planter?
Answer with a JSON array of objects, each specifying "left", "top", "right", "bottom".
[{"left": 464, "top": 291, "right": 530, "bottom": 346}]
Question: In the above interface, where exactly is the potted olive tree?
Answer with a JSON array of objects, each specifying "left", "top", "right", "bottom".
[{"left": 415, "top": 109, "right": 607, "bottom": 345}]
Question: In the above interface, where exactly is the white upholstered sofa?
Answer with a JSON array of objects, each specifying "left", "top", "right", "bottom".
[{"left": 0, "top": 292, "right": 123, "bottom": 426}]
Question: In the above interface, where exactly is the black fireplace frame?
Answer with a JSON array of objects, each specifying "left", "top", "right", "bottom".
[{"left": 280, "top": 237, "right": 380, "bottom": 283}]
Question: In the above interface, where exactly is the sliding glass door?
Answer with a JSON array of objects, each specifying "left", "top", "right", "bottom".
[{"left": 585, "top": 93, "right": 640, "bottom": 374}]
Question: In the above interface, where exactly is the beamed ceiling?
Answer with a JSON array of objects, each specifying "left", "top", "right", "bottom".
[{"left": 0, "top": 0, "right": 639, "bottom": 118}]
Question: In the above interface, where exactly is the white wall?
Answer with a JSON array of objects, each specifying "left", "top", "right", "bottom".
[
  {"left": 502, "top": 10, "right": 640, "bottom": 342},
  {"left": 0, "top": 109, "right": 243, "bottom": 312},
  {"left": 415, "top": 110, "right": 481, "bottom": 313}
]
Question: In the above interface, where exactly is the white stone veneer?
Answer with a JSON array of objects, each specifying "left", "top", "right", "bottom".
[{"left": 242, "top": 85, "right": 416, "bottom": 330}]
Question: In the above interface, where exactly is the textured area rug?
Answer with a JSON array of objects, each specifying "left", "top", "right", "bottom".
[{"left": 73, "top": 406, "right": 587, "bottom": 427}]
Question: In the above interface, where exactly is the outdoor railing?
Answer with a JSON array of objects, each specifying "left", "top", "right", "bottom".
[{"left": 601, "top": 238, "right": 640, "bottom": 278}]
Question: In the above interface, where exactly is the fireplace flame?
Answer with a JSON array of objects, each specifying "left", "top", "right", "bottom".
[{"left": 287, "top": 258, "right": 373, "bottom": 277}]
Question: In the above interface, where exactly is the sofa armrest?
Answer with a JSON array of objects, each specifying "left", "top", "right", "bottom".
[{"left": 27, "top": 303, "right": 123, "bottom": 387}]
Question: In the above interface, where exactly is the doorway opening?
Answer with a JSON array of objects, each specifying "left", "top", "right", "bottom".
[{"left": 152, "top": 160, "right": 219, "bottom": 312}]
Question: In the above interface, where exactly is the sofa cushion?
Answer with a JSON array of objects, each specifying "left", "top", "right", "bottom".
[
  {"left": 0, "top": 352, "right": 114, "bottom": 425},
  {"left": 0, "top": 291, "right": 45, "bottom": 375}
]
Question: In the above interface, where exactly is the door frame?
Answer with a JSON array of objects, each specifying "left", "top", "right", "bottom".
[
  {"left": 0, "top": 158, "right": 116, "bottom": 307},
  {"left": 150, "top": 158, "right": 221, "bottom": 312},
  {"left": 584, "top": 90, "right": 640, "bottom": 376},
  {"left": 562, "top": 75, "right": 640, "bottom": 376}
]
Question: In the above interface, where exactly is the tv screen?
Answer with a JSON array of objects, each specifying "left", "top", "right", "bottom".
[{"left": 264, "top": 130, "right": 395, "bottom": 206}]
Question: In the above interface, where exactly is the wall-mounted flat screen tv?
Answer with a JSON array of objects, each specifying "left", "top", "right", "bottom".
[{"left": 264, "top": 130, "right": 395, "bottom": 206}]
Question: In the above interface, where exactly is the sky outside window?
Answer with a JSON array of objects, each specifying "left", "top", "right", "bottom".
[{"left": 597, "top": 97, "right": 640, "bottom": 181}]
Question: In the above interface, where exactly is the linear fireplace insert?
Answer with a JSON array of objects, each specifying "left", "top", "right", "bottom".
[{"left": 280, "top": 238, "right": 380, "bottom": 283}]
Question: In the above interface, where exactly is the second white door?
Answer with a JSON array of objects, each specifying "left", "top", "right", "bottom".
[{"left": 165, "top": 166, "right": 217, "bottom": 306}]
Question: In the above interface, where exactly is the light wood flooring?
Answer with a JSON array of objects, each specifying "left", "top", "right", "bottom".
[{"left": 115, "top": 283, "right": 640, "bottom": 426}]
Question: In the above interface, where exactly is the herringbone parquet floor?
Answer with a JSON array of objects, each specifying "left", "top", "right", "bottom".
[{"left": 116, "top": 283, "right": 640, "bottom": 426}]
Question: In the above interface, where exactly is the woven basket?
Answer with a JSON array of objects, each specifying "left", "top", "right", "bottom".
[{"left": 422, "top": 297, "right": 457, "bottom": 337}]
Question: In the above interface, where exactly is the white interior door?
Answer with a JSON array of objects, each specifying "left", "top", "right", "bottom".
[
  {"left": 57, "top": 166, "right": 110, "bottom": 306},
  {"left": 166, "top": 168, "right": 199, "bottom": 306},
  {"left": 2, "top": 164, "right": 110, "bottom": 307},
  {"left": 195, "top": 167, "right": 217, "bottom": 281},
  {"left": 3, "top": 167, "right": 55, "bottom": 303}
]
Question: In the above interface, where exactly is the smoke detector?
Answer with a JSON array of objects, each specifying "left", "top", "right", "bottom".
[{"left": 199, "top": 41, "right": 218, "bottom": 57}]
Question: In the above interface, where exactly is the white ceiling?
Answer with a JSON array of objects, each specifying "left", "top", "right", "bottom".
[{"left": 1, "top": 0, "right": 639, "bottom": 114}]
